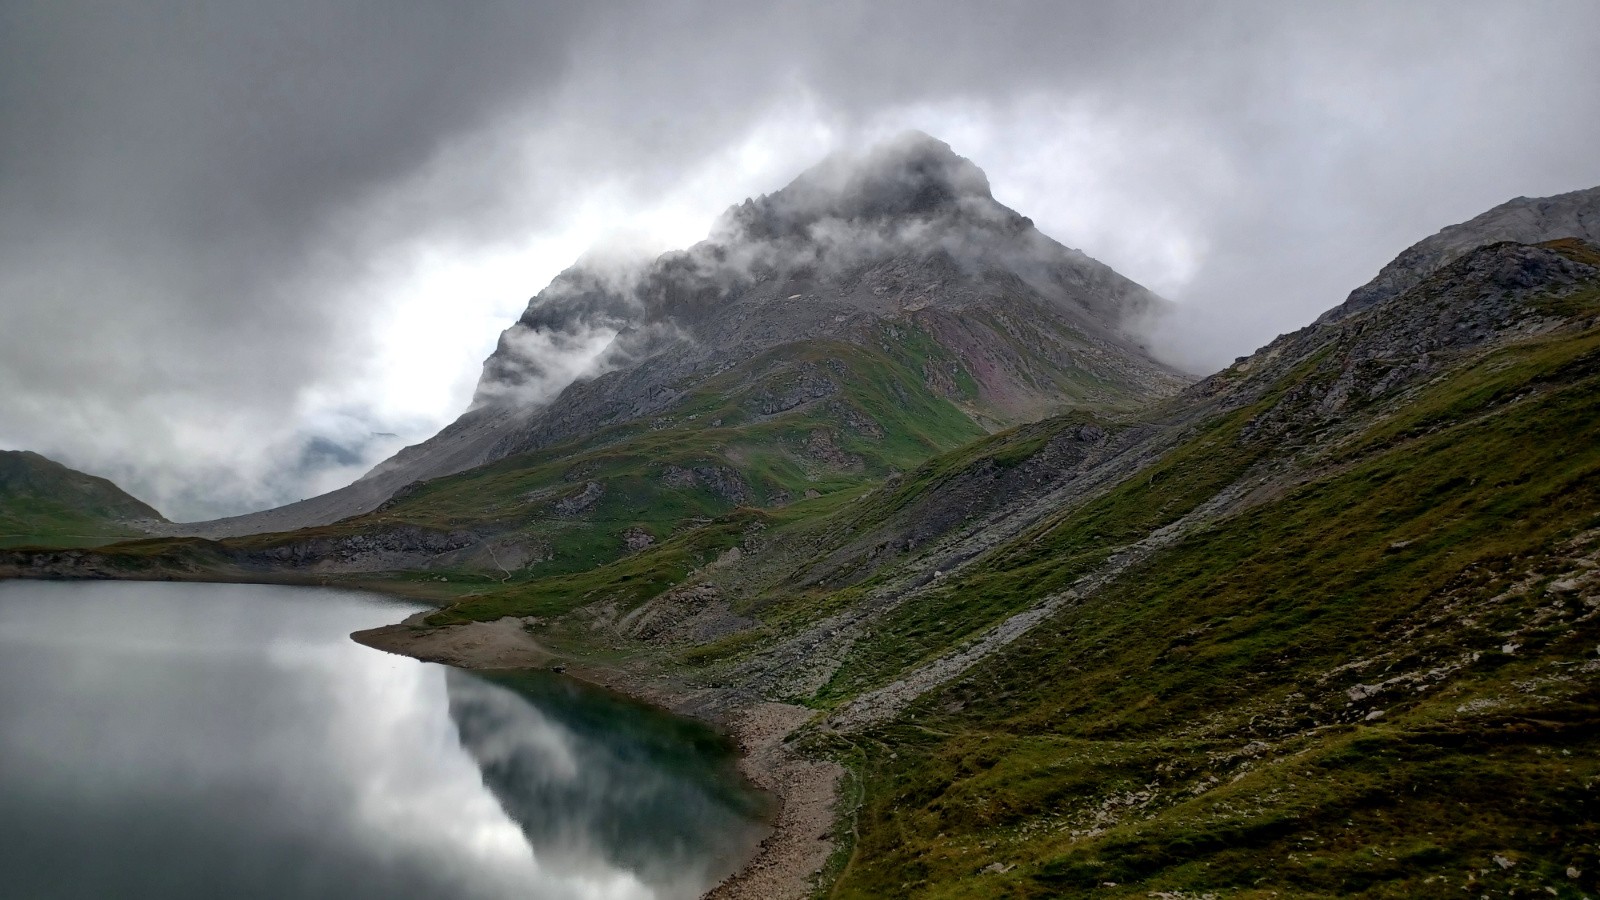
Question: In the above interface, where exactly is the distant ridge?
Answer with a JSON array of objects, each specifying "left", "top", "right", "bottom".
[{"left": 0, "top": 449, "right": 165, "bottom": 547}]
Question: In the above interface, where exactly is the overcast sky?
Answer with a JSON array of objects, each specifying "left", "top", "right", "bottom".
[{"left": 3, "top": 1, "right": 1599, "bottom": 520}]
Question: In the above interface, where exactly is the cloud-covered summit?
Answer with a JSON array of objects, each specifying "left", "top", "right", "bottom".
[
  {"left": 720, "top": 131, "right": 1007, "bottom": 239},
  {"left": 2, "top": 2, "right": 1597, "bottom": 518},
  {"left": 171, "top": 130, "right": 1183, "bottom": 538},
  {"left": 472, "top": 130, "right": 1165, "bottom": 414}
]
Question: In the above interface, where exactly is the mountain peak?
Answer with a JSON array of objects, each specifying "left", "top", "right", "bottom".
[
  {"left": 719, "top": 131, "right": 1008, "bottom": 240},
  {"left": 157, "top": 133, "right": 1182, "bottom": 538}
]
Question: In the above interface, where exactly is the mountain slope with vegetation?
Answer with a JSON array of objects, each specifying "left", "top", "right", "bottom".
[
  {"left": 0, "top": 450, "right": 165, "bottom": 548},
  {"left": 822, "top": 238, "right": 1600, "bottom": 898},
  {"left": 5, "top": 150, "right": 1600, "bottom": 898}
]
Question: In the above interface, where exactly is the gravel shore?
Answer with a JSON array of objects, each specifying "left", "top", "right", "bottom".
[{"left": 350, "top": 613, "right": 841, "bottom": 900}]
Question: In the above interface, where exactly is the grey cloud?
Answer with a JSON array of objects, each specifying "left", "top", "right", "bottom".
[
  {"left": 471, "top": 323, "right": 621, "bottom": 411},
  {"left": 0, "top": 1, "right": 606, "bottom": 516},
  {"left": 3, "top": 1, "right": 1599, "bottom": 516}
]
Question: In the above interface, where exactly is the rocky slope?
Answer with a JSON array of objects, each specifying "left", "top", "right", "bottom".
[
  {"left": 164, "top": 132, "right": 1186, "bottom": 539},
  {"left": 1324, "top": 184, "right": 1600, "bottom": 321},
  {"left": 0, "top": 450, "right": 166, "bottom": 548}
]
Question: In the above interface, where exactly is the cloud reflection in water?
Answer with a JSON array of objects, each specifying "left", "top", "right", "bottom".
[
  {"left": 446, "top": 670, "right": 771, "bottom": 898},
  {"left": 0, "top": 582, "right": 766, "bottom": 899}
]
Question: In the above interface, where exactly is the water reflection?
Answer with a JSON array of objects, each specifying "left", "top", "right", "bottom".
[
  {"left": 0, "top": 582, "right": 767, "bottom": 899},
  {"left": 447, "top": 670, "right": 769, "bottom": 897}
]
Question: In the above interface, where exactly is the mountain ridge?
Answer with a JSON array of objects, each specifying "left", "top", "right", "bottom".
[{"left": 1324, "top": 183, "right": 1600, "bottom": 322}]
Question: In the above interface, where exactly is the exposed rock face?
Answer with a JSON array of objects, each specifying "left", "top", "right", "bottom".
[
  {"left": 614, "top": 583, "right": 758, "bottom": 645},
  {"left": 692, "top": 466, "right": 751, "bottom": 505},
  {"left": 622, "top": 527, "right": 655, "bottom": 553},
  {"left": 660, "top": 465, "right": 698, "bottom": 489},
  {"left": 254, "top": 525, "right": 480, "bottom": 572},
  {"left": 659, "top": 464, "right": 697, "bottom": 486},
  {"left": 0, "top": 523, "right": 491, "bottom": 578},
  {"left": 752, "top": 364, "right": 839, "bottom": 415},
  {"left": 164, "top": 132, "right": 1186, "bottom": 538},
  {"left": 802, "top": 429, "right": 861, "bottom": 471},
  {"left": 553, "top": 481, "right": 605, "bottom": 516},
  {"left": 1323, "top": 184, "right": 1600, "bottom": 322},
  {"left": 1218, "top": 240, "right": 1599, "bottom": 445}
]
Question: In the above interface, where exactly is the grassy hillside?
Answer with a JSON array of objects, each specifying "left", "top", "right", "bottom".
[
  {"left": 832, "top": 310, "right": 1600, "bottom": 898},
  {"left": 427, "top": 239, "right": 1599, "bottom": 898},
  {"left": 0, "top": 450, "right": 163, "bottom": 548},
  {"left": 370, "top": 332, "right": 987, "bottom": 612},
  {"left": 7, "top": 240, "right": 1599, "bottom": 898}
]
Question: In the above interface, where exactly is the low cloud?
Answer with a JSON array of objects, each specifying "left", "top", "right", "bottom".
[
  {"left": 3, "top": 2, "right": 1598, "bottom": 516},
  {"left": 471, "top": 323, "right": 621, "bottom": 411}
]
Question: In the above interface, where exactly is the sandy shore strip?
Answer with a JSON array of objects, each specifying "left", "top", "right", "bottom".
[
  {"left": 350, "top": 613, "right": 841, "bottom": 900},
  {"left": 701, "top": 702, "right": 842, "bottom": 900},
  {"left": 352, "top": 611, "right": 553, "bottom": 668}
]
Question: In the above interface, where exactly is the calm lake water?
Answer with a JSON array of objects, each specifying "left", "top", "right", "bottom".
[{"left": 0, "top": 581, "right": 769, "bottom": 899}]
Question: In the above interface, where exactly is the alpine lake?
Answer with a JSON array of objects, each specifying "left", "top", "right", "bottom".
[{"left": 0, "top": 581, "right": 770, "bottom": 899}]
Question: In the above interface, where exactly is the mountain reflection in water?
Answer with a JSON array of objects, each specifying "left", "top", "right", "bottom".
[{"left": 445, "top": 670, "right": 770, "bottom": 897}]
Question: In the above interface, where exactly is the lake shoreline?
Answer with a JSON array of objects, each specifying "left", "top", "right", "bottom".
[{"left": 351, "top": 612, "right": 843, "bottom": 900}]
